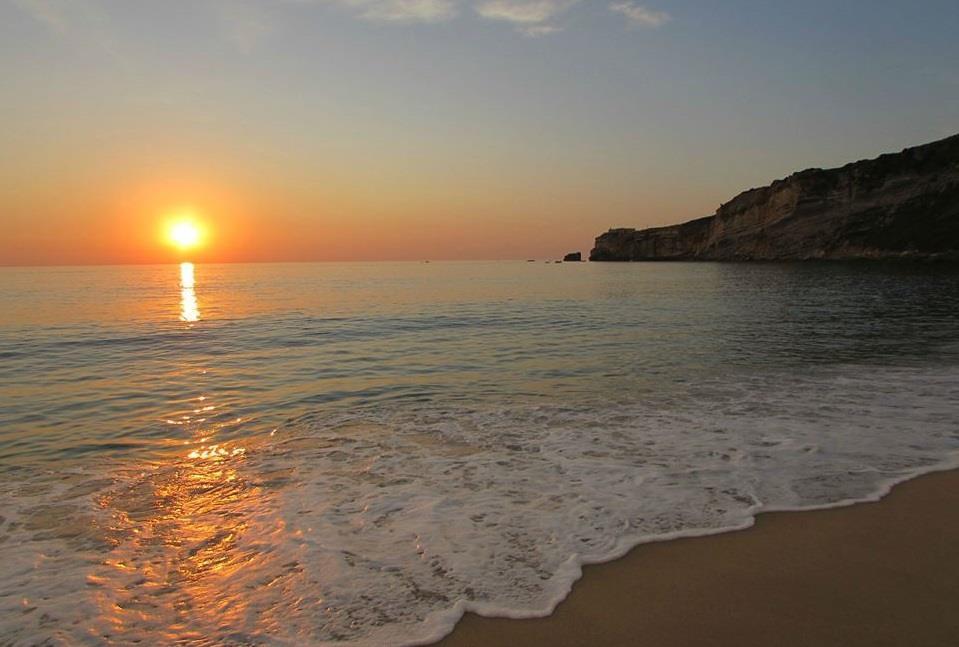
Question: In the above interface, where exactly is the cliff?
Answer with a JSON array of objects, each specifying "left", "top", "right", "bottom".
[{"left": 590, "top": 133, "right": 959, "bottom": 261}]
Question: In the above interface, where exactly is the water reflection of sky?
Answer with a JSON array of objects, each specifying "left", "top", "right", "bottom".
[
  {"left": 2, "top": 262, "right": 959, "bottom": 644},
  {"left": 2, "top": 262, "right": 959, "bottom": 475}
]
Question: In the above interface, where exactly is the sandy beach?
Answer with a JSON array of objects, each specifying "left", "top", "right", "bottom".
[{"left": 438, "top": 469, "right": 959, "bottom": 647}]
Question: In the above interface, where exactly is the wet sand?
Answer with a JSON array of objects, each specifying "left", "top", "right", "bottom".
[{"left": 437, "top": 469, "right": 959, "bottom": 647}]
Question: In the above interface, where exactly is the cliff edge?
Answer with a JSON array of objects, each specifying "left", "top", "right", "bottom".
[{"left": 590, "top": 134, "right": 959, "bottom": 261}]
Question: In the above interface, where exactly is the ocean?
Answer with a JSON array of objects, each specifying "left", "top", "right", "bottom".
[{"left": 1, "top": 260, "right": 958, "bottom": 645}]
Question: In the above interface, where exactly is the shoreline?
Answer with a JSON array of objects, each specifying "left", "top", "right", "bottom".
[{"left": 435, "top": 467, "right": 959, "bottom": 647}]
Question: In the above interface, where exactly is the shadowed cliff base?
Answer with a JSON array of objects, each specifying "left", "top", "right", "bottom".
[{"left": 591, "top": 133, "right": 959, "bottom": 262}]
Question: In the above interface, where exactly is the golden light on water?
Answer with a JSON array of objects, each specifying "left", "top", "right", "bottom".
[
  {"left": 91, "top": 429, "right": 266, "bottom": 640},
  {"left": 180, "top": 262, "right": 200, "bottom": 322}
]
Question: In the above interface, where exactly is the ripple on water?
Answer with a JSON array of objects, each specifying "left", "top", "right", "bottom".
[{"left": 1, "top": 365, "right": 958, "bottom": 645}]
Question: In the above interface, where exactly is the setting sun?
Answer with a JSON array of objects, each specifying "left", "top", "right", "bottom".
[{"left": 166, "top": 216, "right": 205, "bottom": 252}]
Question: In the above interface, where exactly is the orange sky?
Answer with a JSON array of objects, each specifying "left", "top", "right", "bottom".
[
  {"left": 2, "top": 1, "right": 956, "bottom": 265},
  {"left": 2, "top": 139, "right": 708, "bottom": 265}
]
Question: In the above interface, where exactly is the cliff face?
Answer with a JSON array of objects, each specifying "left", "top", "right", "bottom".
[{"left": 590, "top": 134, "right": 959, "bottom": 261}]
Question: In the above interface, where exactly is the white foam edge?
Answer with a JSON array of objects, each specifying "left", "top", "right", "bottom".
[{"left": 397, "top": 450, "right": 959, "bottom": 647}]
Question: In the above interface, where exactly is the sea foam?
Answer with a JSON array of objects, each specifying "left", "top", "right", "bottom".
[{"left": 1, "top": 363, "right": 957, "bottom": 646}]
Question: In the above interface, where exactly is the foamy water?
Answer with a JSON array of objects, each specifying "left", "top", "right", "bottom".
[{"left": 1, "top": 261, "right": 958, "bottom": 645}]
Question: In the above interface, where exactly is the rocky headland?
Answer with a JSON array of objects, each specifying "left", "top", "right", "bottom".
[{"left": 590, "top": 133, "right": 959, "bottom": 261}]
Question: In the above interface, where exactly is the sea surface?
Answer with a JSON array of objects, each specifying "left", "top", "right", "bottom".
[{"left": 1, "top": 261, "right": 958, "bottom": 646}]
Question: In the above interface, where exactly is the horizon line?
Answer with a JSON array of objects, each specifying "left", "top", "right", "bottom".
[{"left": 0, "top": 257, "right": 589, "bottom": 269}]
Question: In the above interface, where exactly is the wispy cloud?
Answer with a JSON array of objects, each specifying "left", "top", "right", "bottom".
[
  {"left": 10, "top": 0, "right": 130, "bottom": 61},
  {"left": 609, "top": 2, "right": 670, "bottom": 28},
  {"left": 327, "top": 0, "right": 581, "bottom": 36},
  {"left": 326, "top": 0, "right": 458, "bottom": 23},
  {"left": 474, "top": 0, "right": 578, "bottom": 36},
  {"left": 522, "top": 24, "right": 562, "bottom": 37},
  {"left": 215, "top": 1, "right": 276, "bottom": 51},
  {"left": 11, "top": 0, "right": 75, "bottom": 33},
  {"left": 475, "top": 1, "right": 576, "bottom": 24},
  {"left": 12, "top": 0, "right": 672, "bottom": 45}
]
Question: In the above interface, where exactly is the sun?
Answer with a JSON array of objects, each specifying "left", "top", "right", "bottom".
[
  {"left": 165, "top": 213, "right": 206, "bottom": 252},
  {"left": 170, "top": 221, "right": 200, "bottom": 249}
]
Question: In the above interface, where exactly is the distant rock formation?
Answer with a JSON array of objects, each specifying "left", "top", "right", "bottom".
[
  {"left": 563, "top": 252, "right": 583, "bottom": 262},
  {"left": 590, "top": 133, "right": 959, "bottom": 261}
]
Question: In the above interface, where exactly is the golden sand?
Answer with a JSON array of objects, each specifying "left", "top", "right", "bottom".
[{"left": 438, "top": 470, "right": 959, "bottom": 647}]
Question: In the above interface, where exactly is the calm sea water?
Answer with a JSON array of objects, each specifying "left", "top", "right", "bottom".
[{"left": 2, "top": 261, "right": 959, "bottom": 645}]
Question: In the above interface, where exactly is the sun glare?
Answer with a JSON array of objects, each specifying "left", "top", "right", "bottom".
[{"left": 166, "top": 215, "right": 205, "bottom": 252}]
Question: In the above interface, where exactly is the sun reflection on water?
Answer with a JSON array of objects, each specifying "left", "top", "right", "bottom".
[
  {"left": 89, "top": 429, "right": 281, "bottom": 642},
  {"left": 179, "top": 262, "right": 200, "bottom": 322}
]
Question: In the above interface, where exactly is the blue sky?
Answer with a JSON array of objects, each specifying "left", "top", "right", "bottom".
[{"left": 2, "top": 1, "right": 958, "bottom": 263}]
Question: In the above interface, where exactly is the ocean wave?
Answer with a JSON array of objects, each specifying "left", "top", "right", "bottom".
[{"left": 1, "top": 363, "right": 957, "bottom": 645}]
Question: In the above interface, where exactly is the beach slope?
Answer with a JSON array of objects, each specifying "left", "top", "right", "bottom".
[{"left": 437, "top": 470, "right": 959, "bottom": 647}]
